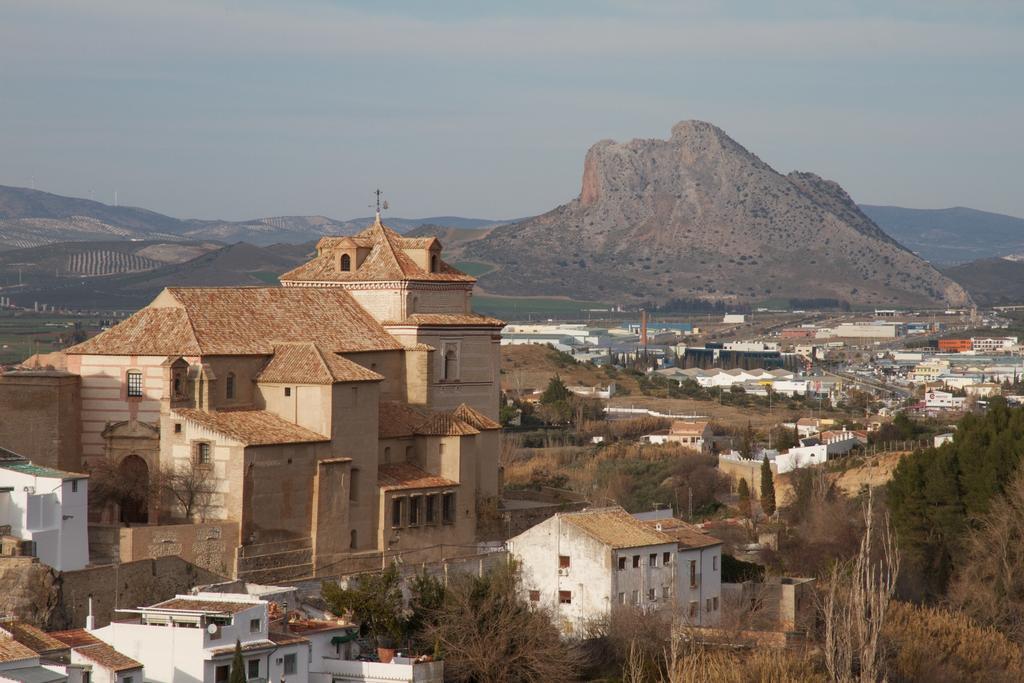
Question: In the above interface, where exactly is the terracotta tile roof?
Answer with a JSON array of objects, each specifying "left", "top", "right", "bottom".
[
  {"left": 638, "top": 517, "right": 722, "bottom": 550},
  {"left": 280, "top": 218, "right": 475, "bottom": 284},
  {"left": 378, "top": 401, "right": 431, "bottom": 439},
  {"left": 268, "top": 631, "right": 309, "bottom": 647},
  {"left": 0, "top": 636, "right": 39, "bottom": 664},
  {"left": 378, "top": 463, "right": 458, "bottom": 491},
  {"left": 451, "top": 403, "right": 501, "bottom": 431},
  {"left": 74, "top": 643, "right": 143, "bottom": 672},
  {"left": 0, "top": 622, "right": 67, "bottom": 655},
  {"left": 414, "top": 412, "right": 479, "bottom": 437},
  {"left": 670, "top": 421, "right": 710, "bottom": 436},
  {"left": 67, "top": 287, "right": 402, "bottom": 356},
  {"left": 151, "top": 598, "right": 260, "bottom": 614},
  {"left": 257, "top": 343, "right": 384, "bottom": 385},
  {"left": 173, "top": 408, "right": 330, "bottom": 446},
  {"left": 561, "top": 507, "right": 673, "bottom": 549},
  {"left": 48, "top": 629, "right": 101, "bottom": 648},
  {"left": 384, "top": 313, "right": 505, "bottom": 327}
]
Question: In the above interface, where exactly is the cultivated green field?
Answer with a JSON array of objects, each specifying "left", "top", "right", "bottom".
[
  {"left": 0, "top": 313, "right": 105, "bottom": 365},
  {"left": 472, "top": 295, "right": 609, "bottom": 320}
]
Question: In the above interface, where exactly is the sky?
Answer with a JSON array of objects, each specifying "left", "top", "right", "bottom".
[{"left": 1, "top": 0, "right": 1022, "bottom": 221}]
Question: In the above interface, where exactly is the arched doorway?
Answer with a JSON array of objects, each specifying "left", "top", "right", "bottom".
[{"left": 119, "top": 454, "right": 150, "bottom": 524}]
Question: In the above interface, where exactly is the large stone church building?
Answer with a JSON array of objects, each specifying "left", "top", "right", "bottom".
[{"left": 7, "top": 216, "right": 504, "bottom": 577}]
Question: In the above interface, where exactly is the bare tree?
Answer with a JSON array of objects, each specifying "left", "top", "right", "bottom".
[
  {"left": 157, "top": 462, "right": 216, "bottom": 521},
  {"left": 822, "top": 487, "right": 900, "bottom": 682}
]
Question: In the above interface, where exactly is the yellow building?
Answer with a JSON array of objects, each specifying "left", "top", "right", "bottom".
[{"left": 54, "top": 216, "right": 503, "bottom": 578}]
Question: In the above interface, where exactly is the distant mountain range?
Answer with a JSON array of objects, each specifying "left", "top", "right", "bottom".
[
  {"left": 463, "top": 121, "right": 970, "bottom": 308},
  {"left": 0, "top": 185, "right": 509, "bottom": 249},
  {"left": 859, "top": 205, "right": 1024, "bottom": 265}
]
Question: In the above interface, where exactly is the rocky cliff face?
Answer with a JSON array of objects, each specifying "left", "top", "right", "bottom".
[{"left": 466, "top": 121, "right": 971, "bottom": 307}]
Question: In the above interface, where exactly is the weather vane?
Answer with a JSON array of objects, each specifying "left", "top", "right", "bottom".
[{"left": 372, "top": 188, "right": 389, "bottom": 217}]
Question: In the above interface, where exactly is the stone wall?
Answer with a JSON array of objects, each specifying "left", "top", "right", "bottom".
[
  {"left": 0, "top": 371, "right": 81, "bottom": 471},
  {"left": 118, "top": 521, "right": 239, "bottom": 578},
  {"left": 54, "top": 556, "right": 225, "bottom": 630}
]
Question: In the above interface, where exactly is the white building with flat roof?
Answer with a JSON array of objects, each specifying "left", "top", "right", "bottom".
[{"left": 0, "top": 448, "right": 88, "bottom": 571}]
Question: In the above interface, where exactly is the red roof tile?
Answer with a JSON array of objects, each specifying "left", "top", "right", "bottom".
[
  {"left": 257, "top": 343, "right": 384, "bottom": 385},
  {"left": 173, "top": 408, "right": 330, "bottom": 446},
  {"left": 451, "top": 403, "right": 501, "bottom": 431},
  {"left": 378, "top": 463, "right": 458, "bottom": 491}
]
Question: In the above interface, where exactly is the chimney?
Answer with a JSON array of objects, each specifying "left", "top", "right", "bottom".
[
  {"left": 66, "top": 664, "right": 89, "bottom": 683},
  {"left": 641, "top": 309, "right": 648, "bottom": 351},
  {"left": 85, "top": 595, "right": 94, "bottom": 631}
]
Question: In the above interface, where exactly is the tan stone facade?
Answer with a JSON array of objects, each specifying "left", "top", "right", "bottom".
[{"left": 47, "top": 217, "right": 503, "bottom": 579}]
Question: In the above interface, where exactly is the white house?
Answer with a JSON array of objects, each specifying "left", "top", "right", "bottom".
[
  {"left": 86, "top": 592, "right": 442, "bottom": 683},
  {"left": 50, "top": 629, "right": 144, "bottom": 683},
  {"left": 0, "top": 448, "right": 89, "bottom": 571},
  {"left": 924, "top": 390, "right": 966, "bottom": 411},
  {"left": 508, "top": 507, "right": 722, "bottom": 636}
]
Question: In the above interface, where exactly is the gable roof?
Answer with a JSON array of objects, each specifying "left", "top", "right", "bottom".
[
  {"left": 451, "top": 404, "right": 501, "bottom": 431},
  {"left": 73, "top": 643, "right": 143, "bottom": 673},
  {"left": 378, "top": 463, "right": 458, "bottom": 491},
  {"left": 670, "top": 421, "right": 710, "bottom": 436},
  {"left": 173, "top": 408, "right": 330, "bottom": 446},
  {"left": 280, "top": 217, "right": 475, "bottom": 285},
  {"left": 378, "top": 401, "right": 431, "bottom": 439},
  {"left": 257, "top": 343, "right": 384, "bottom": 385},
  {"left": 561, "top": 507, "right": 672, "bottom": 549},
  {"left": 0, "top": 636, "right": 39, "bottom": 664},
  {"left": 637, "top": 517, "right": 722, "bottom": 550},
  {"left": 0, "top": 622, "right": 68, "bottom": 656},
  {"left": 66, "top": 287, "right": 402, "bottom": 356},
  {"left": 414, "top": 412, "right": 479, "bottom": 437}
]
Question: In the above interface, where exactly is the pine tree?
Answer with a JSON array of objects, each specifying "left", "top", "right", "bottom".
[
  {"left": 737, "top": 478, "right": 752, "bottom": 517},
  {"left": 229, "top": 640, "right": 245, "bottom": 683},
  {"left": 760, "top": 456, "right": 776, "bottom": 516}
]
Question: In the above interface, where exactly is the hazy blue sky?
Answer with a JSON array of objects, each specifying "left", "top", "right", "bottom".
[{"left": 1, "top": 1, "right": 1022, "bottom": 221}]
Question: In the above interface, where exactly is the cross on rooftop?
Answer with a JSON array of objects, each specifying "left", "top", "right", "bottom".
[{"left": 373, "top": 188, "right": 389, "bottom": 219}]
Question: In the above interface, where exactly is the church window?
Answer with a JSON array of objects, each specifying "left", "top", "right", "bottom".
[
  {"left": 126, "top": 370, "right": 143, "bottom": 398},
  {"left": 340, "top": 253, "right": 351, "bottom": 271},
  {"left": 391, "top": 498, "right": 404, "bottom": 528},
  {"left": 225, "top": 373, "right": 235, "bottom": 400},
  {"left": 350, "top": 529, "right": 357, "bottom": 549},
  {"left": 442, "top": 344, "right": 459, "bottom": 382},
  {"left": 442, "top": 492, "right": 455, "bottom": 525},
  {"left": 195, "top": 442, "right": 212, "bottom": 466},
  {"left": 430, "top": 254, "right": 438, "bottom": 273}
]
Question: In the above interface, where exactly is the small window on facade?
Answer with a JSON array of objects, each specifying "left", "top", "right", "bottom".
[
  {"left": 648, "top": 588, "right": 656, "bottom": 601},
  {"left": 195, "top": 442, "right": 212, "bottom": 466},
  {"left": 349, "top": 468, "right": 359, "bottom": 501},
  {"left": 662, "top": 586, "right": 670, "bottom": 599},
  {"left": 283, "top": 653, "right": 297, "bottom": 675},
  {"left": 558, "top": 590, "right": 572, "bottom": 605},
  {"left": 713, "top": 596, "right": 719, "bottom": 611},
  {"left": 409, "top": 496, "right": 421, "bottom": 526},
  {"left": 617, "top": 556, "right": 626, "bottom": 570},
  {"left": 425, "top": 493, "right": 437, "bottom": 524},
  {"left": 341, "top": 253, "right": 351, "bottom": 271},
  {"left": 632, "top": 555, "right": 640, "bottom": 568},
  {"left": 250, "top": 618, "right": 260, "bottom": 633},
  {"left": 215, "top": 666, "right": 229, "bottom": 683},
  {"left": 82, "top": 672, "right": 91, "bottom": 683},
  {"left": 350, "top": 529, "right": 358, "bottom": 549},
  {"left": 442, "top": 347, "right": 458, "bottom": 381},
  {"left": 713, "top": 555, "right": 718, "bottom": 571},
  {"left": 529, "top": 590, "right": 540, "bottom": 602},
  {"left": 247, "top": 659, "right": 259, "bottom": 680},
  {"left": 690, "top": 560, "right": 698, "bottom": 588},
  {"left": 430, "top": 254, "right": 438, "bottom": 273},
  {"left": 706, "top": 598, "right": 712, "bottom": 613},
  {"left": 442, "top": 492, "right": 455, "bottom": 524},
  {"left": 649, "top": 553, "right": 657, "bottom": 567},
  {"left": 173, "top": 375, "right": 182, "bottom": 396},
  {"left": 631, "top": 590, "right": 639, "bottom": 605},
  {"left": 663, "top": 552, "right": 671, "bottom": 564},
  {"left": 384, "top": 446, "right": 391, "bottom": 461},
  {"left": 126, "top": 370, "right": 143, "bottom": 398},
  {"left": 618, "top": 592, "right": 625, "bottom": 604},
  {"left": 558, "top": 555, "right": 570, "bottom": 569},
  {"left": 174, "top": 423, "right": 182, "bottom": 434},
  {"left": 225, "top": 373, "right": 235, "bottom": 400},
  {"left": 689, "top": 601, "right": 698, "bottom": 618},
  {"left": 284, "top": 387, "right": 291, "bottom": 397},
  {"left": 71, "top": 480, "right": 78, "bottom": 493},
  {"left": 391, "top": 498, "right": 404, "bottom": 528}
]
